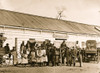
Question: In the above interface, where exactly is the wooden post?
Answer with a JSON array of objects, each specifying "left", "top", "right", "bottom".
[
  {"left": 15, "top": 38, "right": 17, "bottom": 51},
  {"left": 12, "top": 38, "right": 17, "bottom": 65}
]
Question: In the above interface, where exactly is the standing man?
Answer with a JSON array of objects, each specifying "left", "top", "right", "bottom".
[
  {"left": 65, "top": 46, "right": 70, "bottom": 66},
  {"left": 60, "top": 40, "right": 67, "bottom": 65},
  {"left": 46, "top": 40, "right": 52, "bottom": 66},
  {"left": 71, "top": 46, "right": 77, "bottom": 66},
  {"left": 46, "top": 46, "right": 51, "bottom": 66},
  {"left": 75, "top": 41, "right": 80, "bottom": 50},
  {"left": 69, "top": 48, "right": 72, "bottom": 66},
  {"left": 55, "top": 48, "right": 60, "bottom": 66},
  {"left": 75, "top": 41, "right": 83, "bottom": 67},
  {"left": 50, "top": 44, "right": 56, "bottom": 66},
  {"left": 4, "top": 43, "right": 11, "bottom": 65},
  {"left": 4, "top": 43, "right": 10, "bottom": 54},
  {"left": 77, "top": 49, "right": 83, "bottom": 67}
]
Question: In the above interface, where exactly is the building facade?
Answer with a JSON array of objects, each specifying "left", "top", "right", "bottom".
[{"left": 0, "top": 9, "right": 100, "bottom": 50}]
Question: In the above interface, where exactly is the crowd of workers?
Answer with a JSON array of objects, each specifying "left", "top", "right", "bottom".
[{"left": 3, "top": 40, "right": 83, "bottom": 67}]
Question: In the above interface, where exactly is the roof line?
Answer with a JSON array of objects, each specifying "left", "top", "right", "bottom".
[
  {"left": 0, "top": 9, "right": 98, "bottom": 27},
  {"left": 0, "top": 24, "right": 99, "bottom": 35}
]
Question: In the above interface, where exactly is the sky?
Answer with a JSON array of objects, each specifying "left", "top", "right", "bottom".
[{"left": 0, "top": 0, "right": 100, "bottom": 25}]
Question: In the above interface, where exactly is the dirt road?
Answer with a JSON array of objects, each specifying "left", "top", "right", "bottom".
[{"left": 0, "top": 63, "right": 100, "bottom": 73}]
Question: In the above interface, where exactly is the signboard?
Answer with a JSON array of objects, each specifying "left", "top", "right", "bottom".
[{"left": 53, "top": 33, "right": 68, "bottom": 39}]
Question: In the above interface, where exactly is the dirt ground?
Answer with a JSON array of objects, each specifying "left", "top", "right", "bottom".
[{"left": 0, "top": 62, "right": 100, "bottom": 73}]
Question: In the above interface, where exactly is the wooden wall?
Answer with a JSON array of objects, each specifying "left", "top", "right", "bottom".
[{"left": 0, "top": 27, "right": 100, "bottom": 50}]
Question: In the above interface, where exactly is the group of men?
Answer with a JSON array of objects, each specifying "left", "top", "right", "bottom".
[{"left": 19, "top": 40, "right": 83, "bottom": 67}]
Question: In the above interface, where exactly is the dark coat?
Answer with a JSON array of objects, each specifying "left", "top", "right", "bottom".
[{"left": 4, "top": 45, "right": 10, "bottom": 54}]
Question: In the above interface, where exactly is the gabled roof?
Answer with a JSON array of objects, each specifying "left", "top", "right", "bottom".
[{"left": 0, "top": 9, "right": 100, "bottom": 35}]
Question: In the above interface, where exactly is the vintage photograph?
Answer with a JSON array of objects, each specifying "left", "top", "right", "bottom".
[{"left": 0, "top": 0, "right": 100, "bottom": 73}]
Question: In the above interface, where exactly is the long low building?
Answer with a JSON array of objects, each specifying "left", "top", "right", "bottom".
[{"left": 0, "top": 9, "right": 100, "bottom": 49}]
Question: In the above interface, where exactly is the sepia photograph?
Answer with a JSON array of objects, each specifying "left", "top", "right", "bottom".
[{"left": 0, "top": 0, "right": 100, "bottom": 73}]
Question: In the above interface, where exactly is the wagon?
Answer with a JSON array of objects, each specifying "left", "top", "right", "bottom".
[{"left": 84, "top": 40, "right": 98, "bottom": 62}]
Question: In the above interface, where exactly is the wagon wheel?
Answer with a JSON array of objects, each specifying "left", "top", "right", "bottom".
[
  {"left": 93, "top": 54, "right": 96, "bottom": 62},
  {"left": 84, "top": 53, "right": 89, "bottom": 62},
  {"left": 84, "top": 51, "right": 87, "bottom": 62}
]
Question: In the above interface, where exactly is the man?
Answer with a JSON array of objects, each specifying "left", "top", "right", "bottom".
[
  {"left": 46, "top": 40, "right": 52, "bottom": 66},
  {"left": 75, "top": 41, "right": 80, "bottom": 50},
  {"left": 46, "top": 46, "right": 51, "bottom": 66},
  {"left": 71, "top": 46, "right": 77, "bottom": 66},
  {"left": 65, "top": 46, "right": 70, "bottom": 66},
  {"left": 77, "top": 48, "right": 83, "bottom": 67},
  {"left": 55, "top": 48, "right": 60, "bottom": 66},
  {"left": 50, "top": 44, "right": 56, "bottom": 66},
  {"left": 60, "top": 40, "right": 67, "bottom": 65},
  {"left": 41, "top": 41, "right": 47, "bottom": 50},
  {"left": 69, "top": 48, "right": 72, "bottom": 66},
  {"left": 75, "top": 41, "right": 83, "bottom": 67},
  {"left": 60, "top": 40, "right": 67, "bottom": 48},
  {"left": 4, "top": 43, "right": 10, "bottom": 54}
]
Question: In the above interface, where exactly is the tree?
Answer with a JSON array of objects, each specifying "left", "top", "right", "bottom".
[{"left": 56, "top": 6, "right": 66, "bottom": 19}]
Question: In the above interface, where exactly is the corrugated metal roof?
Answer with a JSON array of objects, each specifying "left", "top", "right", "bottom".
[{"left": 0, "top": 9, "right": 100, "bottom": 35}]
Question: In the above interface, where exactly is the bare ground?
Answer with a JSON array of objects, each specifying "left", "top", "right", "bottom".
[{"left": 0, "top": 62, "right": 100, "bottom": 73}]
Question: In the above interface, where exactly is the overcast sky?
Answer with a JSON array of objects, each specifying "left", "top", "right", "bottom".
[{"left": 0, "top": 0, "right": 100, "bottom": 25}]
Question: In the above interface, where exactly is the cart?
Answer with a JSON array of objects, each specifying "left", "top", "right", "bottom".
[{"left": 84, "top": 40, "right": 98, "bottom": 62}]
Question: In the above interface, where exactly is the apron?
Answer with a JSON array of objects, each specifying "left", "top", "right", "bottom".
[
  {"left": 21, "top": 54, "right": 28, "bottom": 64},
  {"left": 42, "top": 50, "right": 48, "bottom": 62},
  {"left": 31, "top": 51, "right": 36, "bottom": 62},
  {"left": 37, "top": 50, "right": 43, "bottom": 63}
]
